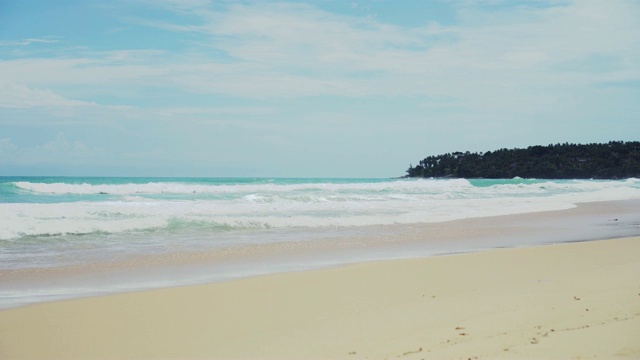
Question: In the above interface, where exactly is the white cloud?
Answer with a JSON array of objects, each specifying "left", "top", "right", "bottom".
[
  {"left": 0, "top": 82, "right": 96, "bottom": 109},
  {"left": 0, "top": 0, "right": 636, "bottom": 176},
  {"left": 0, "top": 57, "right": 168, "bottom": 89},
  {"left": 0, "top": 133, "right": 109, "bottom": 165},
  {"left": 153, "top": 106, "right": 276, "bottom": 117},
  {"left": 140, "top": 0, "right": 213, "bottom": 12},
  {"left": 0, "top": 38, "right": 59, "bottom": 47},
  {"left": 160, "top": 0, "right": 625, "bottom": 98},
  {"left": 0, "top": 1, "right": 638, "bottom": 104}
]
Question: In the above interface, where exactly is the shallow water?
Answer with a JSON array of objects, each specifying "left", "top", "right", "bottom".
[{"left": 1, "top": 177, "right": 640, "bottom": 308}]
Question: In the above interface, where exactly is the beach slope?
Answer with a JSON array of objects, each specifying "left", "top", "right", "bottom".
[{"left": 1, "top": 237, "right": 639, "bottom": 359}]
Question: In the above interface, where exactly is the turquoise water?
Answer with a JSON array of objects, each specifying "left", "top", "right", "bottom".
[
  {"left": 1, "top": 176, "right": 640, "bottom": 308},
  {"left": 2, "top": 176, "right": 640, "bottom": 244},
  {"left": 2, "top": 176, "right": 640, "bottom": 264}
]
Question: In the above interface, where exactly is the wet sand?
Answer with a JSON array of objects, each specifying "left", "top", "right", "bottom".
[
  {"left": 2, "top": 200, "right": 639, "bottom": 310},
  {"left": 1, "top": 235, "right": 639, "bottom": 359},
  {"left": 1, "top": 200, "right": 639, "bottom": 358}
]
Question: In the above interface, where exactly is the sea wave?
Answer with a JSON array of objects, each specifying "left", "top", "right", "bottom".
[
  {"left": 11, "top": 178, "right": 640, "bottom": 197},
  {"left": 1, "top": 178, "right": 639, "bottom": 241},
  {"left": 12, "top": 178, "right": 474, "bottom": 196}
]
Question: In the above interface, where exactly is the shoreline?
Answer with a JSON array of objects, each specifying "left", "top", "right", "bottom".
[
  {"left": 1, "top": 199, "right": 639, "bottom": 309},
  {"left": 1, "top": 236, "right": 639, "bottom": 358}
]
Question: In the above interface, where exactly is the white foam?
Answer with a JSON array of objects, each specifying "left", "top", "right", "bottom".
[
  {"left": 13, "top": 178, "right": 475, "bottom": 195},
  {"left": 2, "top": 179, "right": 639, "bottom": 240}
]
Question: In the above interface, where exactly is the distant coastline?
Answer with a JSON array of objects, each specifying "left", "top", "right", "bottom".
[{"left": 406, "top": 141, "right": 640, "bottom": 179}]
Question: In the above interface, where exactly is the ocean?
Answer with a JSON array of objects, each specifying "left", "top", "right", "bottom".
[{"left": 1, "top": 176, "right": 640, "bottom": 308}]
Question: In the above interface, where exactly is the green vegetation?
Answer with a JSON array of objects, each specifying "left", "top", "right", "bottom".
[{"left": 406, "top": 141, "right": 640, "bottom": 179}]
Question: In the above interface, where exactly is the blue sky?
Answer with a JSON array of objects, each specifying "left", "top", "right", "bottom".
[{"left": 1, "top": 0, "right": 639, "bottom": 177}]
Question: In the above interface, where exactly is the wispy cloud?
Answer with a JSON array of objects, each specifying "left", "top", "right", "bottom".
[
  {"left": 0, "top": 38, "right": 60, "bottom": 47},
  {"left": 2, "top": 0, "right": 637, "bottom": 103},
  {"left": 1, "top": 0, "right": 638, "bottom": 176},
  {"left": 0, "top": 133, "right": 109, "bottom": 166},
  {"left": 0, "top": 82, "right": 96, "bottom": 109}
]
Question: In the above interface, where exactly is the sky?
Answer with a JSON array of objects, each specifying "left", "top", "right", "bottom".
[{"left": 1, "top": 0, "right": 639, "bottom": 178}]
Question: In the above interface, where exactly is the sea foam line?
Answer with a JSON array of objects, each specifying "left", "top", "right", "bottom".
[{"left": 12, "top": 179, "right": 474, "bottom": 195}]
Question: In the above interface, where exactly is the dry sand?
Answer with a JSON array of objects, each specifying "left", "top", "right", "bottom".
[{"left": 1, "top": 236, "right": 639, "bottom": 359}]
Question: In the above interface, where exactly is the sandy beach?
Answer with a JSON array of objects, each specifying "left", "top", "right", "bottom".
[
  {"left": 3, "top": 0, "right": 640, "bottom": 356},
  {"left": 1, "top": 234, "right": 639, "bottom": 359}
]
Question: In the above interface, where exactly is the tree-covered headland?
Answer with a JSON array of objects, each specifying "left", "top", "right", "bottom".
[{"left": 406, "top": 141, "right": 640, "bottom": 179}]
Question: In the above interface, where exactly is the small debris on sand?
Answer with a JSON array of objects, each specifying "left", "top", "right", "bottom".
[{"left": 402, "top": 347, "right": 422, "bottom": 356}]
